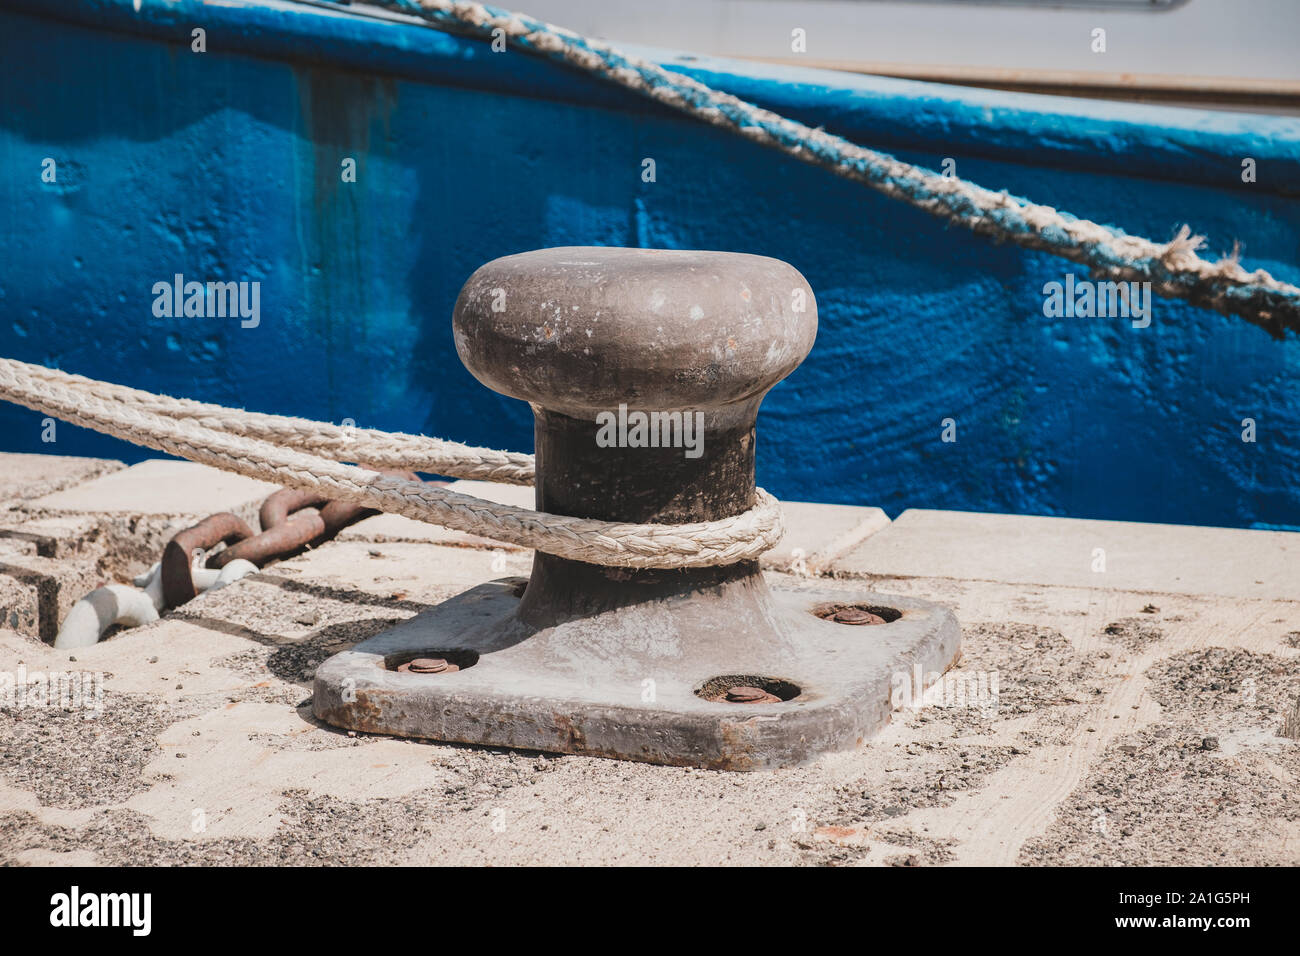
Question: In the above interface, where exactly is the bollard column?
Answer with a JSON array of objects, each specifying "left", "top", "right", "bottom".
[
  {"left": 453, "top": 247, "right": 808, "bottom": 631},
  {"left": 314, "top": 247, "right": 960, "bottom": 770}
]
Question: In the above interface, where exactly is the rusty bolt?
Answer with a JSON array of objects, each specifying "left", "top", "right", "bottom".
[
  {"left": 725, "top": 685, "right": 780, "bottom": 704},
  {"left": 397, "top": 657, "right": 458, "bottom": 674},
  {"left": 833, "top": 607, "right": 886, "bottom": 626}
]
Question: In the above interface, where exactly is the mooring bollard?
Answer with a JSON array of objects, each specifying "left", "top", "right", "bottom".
[
  {"left": 453, "top": 246, "right": 814, "bottom": 630},
  {"left": 314, "top": 247, "right": 960, "bottom": 770}
]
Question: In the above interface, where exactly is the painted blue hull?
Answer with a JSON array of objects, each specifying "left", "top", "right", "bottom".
[{"left": 2, "top": 0, "right": 1298, "bottom": 529}]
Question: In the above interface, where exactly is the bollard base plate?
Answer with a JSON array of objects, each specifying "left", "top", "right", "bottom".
[{"left": 313, "top": 576, "right": 960, "bottom": 771}]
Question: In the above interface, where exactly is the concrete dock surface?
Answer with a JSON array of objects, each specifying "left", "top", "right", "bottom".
[{"left": 1, "top": 453, "right": 1297, "bottom": 866}]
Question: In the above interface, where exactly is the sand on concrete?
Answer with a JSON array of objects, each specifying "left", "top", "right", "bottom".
[{"left": 1, "top": 456, "right": 1297, "bottom": 866}]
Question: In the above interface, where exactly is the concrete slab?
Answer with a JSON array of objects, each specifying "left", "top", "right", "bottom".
[
  {"left": 765, "top": 500, "right": 890, "bottom": 573},
  {"left": 0, "top": 576, "right": 36, "bottom": 636},
  {"left": 2, "top": 548, "right": 1296, "bottom": 866},
  {"left": 0, "top": 452, "right": 122, "bottom": 505},
  {"left": 265, "top": 540, "right": 535, "bottom": 604},
  {"left": 835, "top": 509, "right": 1300, "bottom": 600},
  {"left": 27, "top": 459, "right": 281, "bottom": 524},
  {"left": 0, "top": 514, "right": 106, "bottom": 560},
  {"left": 0, "top": 553, "right": 103, "bottom": 642}
]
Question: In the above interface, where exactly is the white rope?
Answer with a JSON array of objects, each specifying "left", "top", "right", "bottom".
[
  {"left": 15, "top": 361, "right": 534, "bottom": 484},
  {"left": 0, "top": 358, "right": 784, "bottom": 569},
  {"left": 378, "top": 0, "right": 1300, "bottom": 338}
]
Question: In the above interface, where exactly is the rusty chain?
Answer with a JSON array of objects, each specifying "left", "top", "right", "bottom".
[{"left": 159, "top": 470, "right": 423, "bottom": 607}]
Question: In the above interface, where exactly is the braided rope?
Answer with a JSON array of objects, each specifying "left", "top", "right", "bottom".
[
  {"left": 380, "top": 0, "right": 1300, "bottom": 338},
  {"left": 13, "top": 358, "right": 534, "bottom": 484},
  {"left": 0, "top": 358, "right": 783, "bottom": 569}
]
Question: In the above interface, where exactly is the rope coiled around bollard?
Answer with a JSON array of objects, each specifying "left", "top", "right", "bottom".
[{"left": 0, "top": 357, "right": 785, "bottom": 569}]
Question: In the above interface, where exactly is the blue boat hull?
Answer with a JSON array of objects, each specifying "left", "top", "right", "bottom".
[{"left": 2, "top": 0, "right": 1298, "bottom": 529}]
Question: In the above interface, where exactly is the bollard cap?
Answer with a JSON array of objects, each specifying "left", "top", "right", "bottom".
[{"left": 453, "top": 247, "right": 817, "bottom": 418}]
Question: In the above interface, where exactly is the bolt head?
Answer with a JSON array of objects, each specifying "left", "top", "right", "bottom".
[
  {"left": 725, "top": 685, "right": 779, "bottom": 703},
  {"left": 833, "top": 607, "right": 886, "bottom": 625},
  {"left": 398, "top": 658, "right": 455, "bottom": 674}
]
